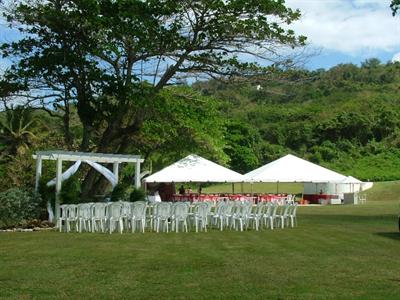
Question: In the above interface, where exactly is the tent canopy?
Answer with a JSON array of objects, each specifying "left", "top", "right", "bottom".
[
  {"left": 244, "top": 154, "right": 347, "bottom": 183},
  {"left": 144, "top": 154, "right": 244, "bottom": 183},
  {"left": 340, "top": 176, "right": 362, "bottom": 184}
]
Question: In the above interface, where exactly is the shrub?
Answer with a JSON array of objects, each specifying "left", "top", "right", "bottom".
[
  {"left": 110, "top": 183, "right": 130, "bottom": 202},
  {"left": 38, "top": 176, "right": 55, "bottom": 208},
  {"left": 130, "top": 188, "right": 146, "bottom": 202},
  {"left": 59, "top": 175, "right": 81, "bottom": 204},
  {"left": 0, "top": 188, "right": 43, "bottom": 228}
]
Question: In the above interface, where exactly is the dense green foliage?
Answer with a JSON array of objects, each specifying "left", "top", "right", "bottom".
[
  {"left": 110, "top": 183, "right": 131, "bottom": 202},
  {"left": 0, "top": 60, "right": 400, "bottom": 196},
  {"left": 130, "top": 188, "right": 146, "bottom": 202},
  {"left": 59, "top": 175, "right": 82, "bottom": 204},
  {"left": 0, "top": 107, "right": 38, "bottom": 158},
  {"left": 194, "top": 60, "right": 400, "bottom": 180},
  {"left": 0, "top": 1, "right": 398, "bottom": 199},
  {"left": 0, "top": 0, "right": 304, "bottom": 195},
  {"left": 0, "top": 188, "right": 43, "bottom": 228}
]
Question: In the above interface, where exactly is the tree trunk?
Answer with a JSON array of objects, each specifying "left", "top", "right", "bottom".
[
  {"left": 81, "top": 126, "right": 141, "bottom": 197},
  {"left": 80, "top": 102, "right": 145, "bottom": 197},
  {"left": 63, "top": 103, "right": 73, "bottom": 150},
  {"left": 80, "top": 121, "right": 122, "bottom": 197}
]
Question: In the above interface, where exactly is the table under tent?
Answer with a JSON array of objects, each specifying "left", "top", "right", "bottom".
[
  {"left": 244, "top": 154, "right": 372, "bottom": 204},
  {"left": 303, "top": 176, "right": 373, "bottom": 204}
]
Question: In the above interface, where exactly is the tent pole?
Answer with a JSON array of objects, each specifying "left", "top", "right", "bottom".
[
  {"left": 276, "top": 181, "right": 279, "bottom": 194},
  {"left": 232, "top": 183, "right": 234, "bottom": 193}
]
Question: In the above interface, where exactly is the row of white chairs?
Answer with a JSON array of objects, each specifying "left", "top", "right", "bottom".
[
  {"left": 211, "top": 201, "right": 298, "bottom": 231},
  {"left": 58, "top": 202, "right": 147, "bottom": 233},
  {"left": 57, "top": 201, "right": 298, "bottom": 233}
]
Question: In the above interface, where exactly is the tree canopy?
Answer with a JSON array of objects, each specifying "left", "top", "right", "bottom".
[
  {"left": 391, "top": 0, "right": 400, "bottom": 15},
  {"left": 1, "top": 0, "right": 305, "bottom": 194}
]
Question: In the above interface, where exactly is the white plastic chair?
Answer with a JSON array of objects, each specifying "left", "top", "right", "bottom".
[
  {"left": 155, "top": 202, "right": 172, "bottom": 233},
  {"left": 288, "top": 203, "right": 298, "bottom": 227},
  {"left": 247, "top": 202, "right": 264, "bottom": 231},
  {"left": 77, "top": 203, "right": 92, "bottom": 232},
  {"left": 359, "top": 194, "right": 367, "bottom": 204},
  {"left": 231, "top": 201, "right": 252, "bottom": 231},
  {"left": 212, "top": 201, "right": 227, "bottom": 231},
  {"left": 194, "top": 202, "right": 208, "bottom": 232},
  {"left": 130, "top": 202, "right": 147, "bottom": 233},
  {"left": 147, "top": 203, "right": 157, "bottom": 231},
  {"left": 91, "top": 203, "right": 107, "bottom": 232},
  {"left": 275, "top": 204, "right": 291, "bottom": 229},
  {"left": 286, "top": 194, "right": 295, "bottom": 204},
  {"left": 121, "top": 201, "right": 132, "bottom": 230},
  {"left": 58, "top": 204, "right": 68, "bottom": 232},
  {"left": 172, "top": 202, "right": 189, "bottom": 233},
  {"left": 65, "top": 204, "right": 78, "bottom": 232},
  {"left": 187, "top": 202, "right": 200, "bottom": 228},
  {"left": 263, "top": 203, "right": 278, "bottom": 230},
  {"left": 107, "top": 202, "right": 123, "bottom": 234},
  {"left": 223, "top": 201, "right": 235, "bottom": 228}
]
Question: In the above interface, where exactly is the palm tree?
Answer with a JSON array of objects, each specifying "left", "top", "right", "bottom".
[{"left": 0, "top": 106, "right": 37, "bottom": 157}]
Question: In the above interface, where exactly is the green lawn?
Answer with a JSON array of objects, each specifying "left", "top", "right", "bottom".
[{"left": 1, "top": 182, "right": 400, "bottom": 299}]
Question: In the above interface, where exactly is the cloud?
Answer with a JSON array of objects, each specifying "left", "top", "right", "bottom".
[
  {"left": 392, "top": 52, "right": 400, "bottom": 62},
  {"left": 286, "top": 0, "right": 400, "bottom": 55}
]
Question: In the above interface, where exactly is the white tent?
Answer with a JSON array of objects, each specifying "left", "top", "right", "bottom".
[
  {"left": 338, "top": 176, "right": 362, "bottom": 193},
  {"left": 341, "top": 176, "right": 362, "bottom": 184},
  {"left": 305, "top": 175, "right": 363, "bottom": 195},
  {"left": 245, "top": 154, "right": 347, "bottom": 183},
  {"left": 144, "top": 154, "right": 244, "bottom": 183}
]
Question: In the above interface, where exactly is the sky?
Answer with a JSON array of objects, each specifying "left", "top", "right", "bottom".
[
  {"left": 285, "top": 0, "right": 400, "bottom": 69},
  {"left": 0, "top": 0, "right": 399, "bottom": 71}
]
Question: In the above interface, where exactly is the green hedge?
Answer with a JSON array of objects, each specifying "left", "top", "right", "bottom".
[{"left": 0, "top": 188, "right": 43, "bottom": 228}]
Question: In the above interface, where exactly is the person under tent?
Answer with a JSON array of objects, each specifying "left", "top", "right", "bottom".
[{"left": 178, "top": 185, "right": 185, "bottom": 195}]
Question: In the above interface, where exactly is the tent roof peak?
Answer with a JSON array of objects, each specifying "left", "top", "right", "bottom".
[{"left": 144, "top": 153, "right": 244, "bottom": 183}]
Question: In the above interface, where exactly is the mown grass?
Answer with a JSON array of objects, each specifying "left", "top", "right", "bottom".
[{"left": 1, "top": 182, "right": 400, "bottom": 299}]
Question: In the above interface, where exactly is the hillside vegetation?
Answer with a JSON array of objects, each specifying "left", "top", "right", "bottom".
[
  {"left": 194, "top": 59, "right": 400, "bottom": 181},
  {"left": 0, "top": 59, "right": 399, "bottom": 194}
]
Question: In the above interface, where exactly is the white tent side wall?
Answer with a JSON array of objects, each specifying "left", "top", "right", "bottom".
[{"left": 303, "top": 182, "right": 363, "bottom": 195}]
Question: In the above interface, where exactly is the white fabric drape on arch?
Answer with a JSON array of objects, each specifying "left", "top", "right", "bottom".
[
  {"left": 45, "top": 160, "right": 118, "bottom": 222},
  {"left": 46, "top": 160, "right": 117, "bottom": 187},
  {"left": 46, "top": 160, "right": 82, "bottom": 187}
]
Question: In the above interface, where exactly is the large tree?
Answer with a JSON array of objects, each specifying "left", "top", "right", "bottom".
[{"left": 1, "top": 0, "right": 305, "bottom": 193}]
